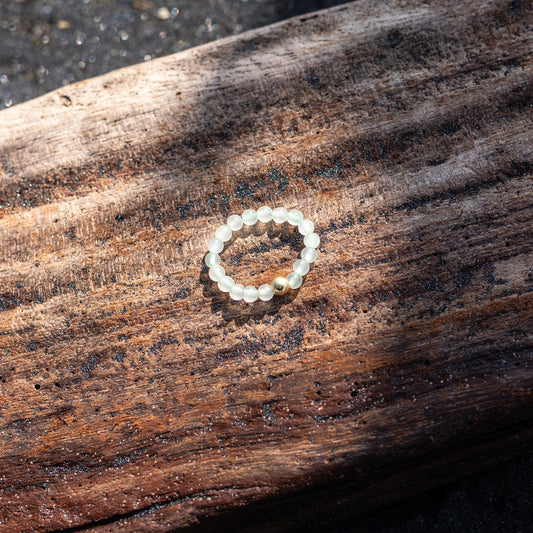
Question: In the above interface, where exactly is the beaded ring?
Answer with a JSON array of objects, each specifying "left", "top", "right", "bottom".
[{"left": 204, "top": 206, "right": 320, "bottom": 303}]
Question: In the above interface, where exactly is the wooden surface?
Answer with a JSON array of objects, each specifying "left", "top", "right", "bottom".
[{"left": 0, "top": 0, "right": 532, "bottom": 531}]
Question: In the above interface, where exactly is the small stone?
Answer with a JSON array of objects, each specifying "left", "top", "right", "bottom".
[{"left": 156, "top": 7, "right": 171, "bottom": 20}]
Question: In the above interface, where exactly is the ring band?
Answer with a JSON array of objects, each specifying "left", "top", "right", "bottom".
[{"left": 204, "top": 206, "right": 320, "bottom": 302}]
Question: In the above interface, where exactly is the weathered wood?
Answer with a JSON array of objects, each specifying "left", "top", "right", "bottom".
[{"left": 0, "top": 0, "right": 532, "bottom": 531}]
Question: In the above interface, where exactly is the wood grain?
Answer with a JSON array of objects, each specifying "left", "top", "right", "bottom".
[{"left": 0, "top": 0, "right": 532, "bottom": 531}]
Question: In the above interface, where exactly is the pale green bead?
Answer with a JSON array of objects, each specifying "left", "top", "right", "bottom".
[
  {"left": 287, "top": 272, "right": 302, "bottom": 289},
  {"left": 257, "top": 205, "right": 273, "bottom": 223},
  {"left": 230, "top": 283, "right": 245, "bottom": 301},
  {"left": 209, "top": 265, "right": 225, "bottom": 282},
  {"left": 287, "top": 209, "right": 304, "bottom": 226},
  {"left": 217, "top": 275, "right": 235, "bottom": 292},
  {"left": 272, "top": 207, "right": 288, "bottom": 224},
  {"left": 298, "top": 219, "right": 314, "bottom": 236},
  {"left": 304, "top": 232, "right": 320, "bottom": 248},
  {"left": 258, "top": 284, "right": 274, "bottom": 301},
  {"left": 227, "top": 214, "right": 243, "bottom": 231},
  {"left": 243, "top": 285, "right": 259, "bottom": 303},
  {"left": 215, "top": 224, "right": 232, "bottom": 242},
  {"left": 204, "top": 252, "right": 221, "bottom": 268},
  {"left": 301, "top": 247, "right": 317, "bottom": 263},
  {"left": 207, "top": 237, "right": 224, "bottom": 253},
  {"left": 242, "top": 209, "right": 258, "bottom": 225},
  {"left": 293, "top": 259, "right": 310, "bottom": 276}
]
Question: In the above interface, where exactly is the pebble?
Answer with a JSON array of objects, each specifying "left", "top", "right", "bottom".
[{"left": 156, "top": 7, "right": 171, "bottom": 20}]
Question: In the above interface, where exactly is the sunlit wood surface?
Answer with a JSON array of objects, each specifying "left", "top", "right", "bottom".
[{"left": 0, "top": 0, "right": 532, "bottom": 531}]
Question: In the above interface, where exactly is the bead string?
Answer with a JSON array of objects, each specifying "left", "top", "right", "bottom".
[{"left": 204, "top": 206, "right": 320, "bottom": 302}]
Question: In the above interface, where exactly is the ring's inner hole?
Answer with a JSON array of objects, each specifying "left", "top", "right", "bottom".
[{"left": 220, "top": 221, "right": 303, "bottom": 286}]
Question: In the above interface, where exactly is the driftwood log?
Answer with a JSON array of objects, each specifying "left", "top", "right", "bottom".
[{"left": 0, "top": 0, "right": 532, "bottom": 531}]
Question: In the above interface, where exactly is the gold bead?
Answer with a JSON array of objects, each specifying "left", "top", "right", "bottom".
[{"left": 271, "top": 276, "right": 289, "bottom": 296}]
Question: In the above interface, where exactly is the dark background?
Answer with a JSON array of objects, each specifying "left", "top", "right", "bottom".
[{"left": 1, "top": 1, "right": 531, "bottom": 531}]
